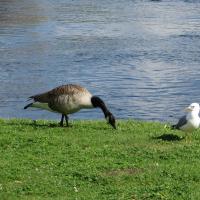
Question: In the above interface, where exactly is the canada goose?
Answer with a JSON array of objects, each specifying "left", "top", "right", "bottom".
[
  {"left": 172, "top": 103, "right": 200, "bottom": 132},
  {"left": 24, "top": 84, "right": 116, "bottom": 129}
]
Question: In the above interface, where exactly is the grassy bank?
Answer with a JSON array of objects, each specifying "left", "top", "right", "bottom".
[{"left": 0, "top": 119, "right": 200, "bottom": 200}]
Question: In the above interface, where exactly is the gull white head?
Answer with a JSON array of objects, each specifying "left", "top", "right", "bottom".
[{"left": 184, "top": 103, "right": 200, "bottom": 114}]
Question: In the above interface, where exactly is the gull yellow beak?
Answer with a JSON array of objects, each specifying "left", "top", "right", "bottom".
[{"left": 184, "top": 106, "right": 193, "bottom": 112}]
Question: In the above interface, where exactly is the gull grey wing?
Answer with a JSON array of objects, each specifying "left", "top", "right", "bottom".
[{"left": 173, "top": 115, "right": 187, "bottom": 130}]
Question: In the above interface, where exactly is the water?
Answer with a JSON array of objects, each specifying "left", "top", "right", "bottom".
[{"left": 0, "top": 0, "right": 200, "bottom": 123}]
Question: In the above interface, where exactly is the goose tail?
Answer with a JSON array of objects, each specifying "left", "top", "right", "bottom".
[{"left": 24, "top": 103, "right": 33, "bottom": 109}]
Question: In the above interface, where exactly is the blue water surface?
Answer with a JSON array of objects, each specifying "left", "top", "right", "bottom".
[{"left": 0, "top": 0, "right": 200, "bottom": 123}]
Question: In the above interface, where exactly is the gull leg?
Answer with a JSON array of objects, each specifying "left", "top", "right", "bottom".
[
  {"left": 188, "top": 133, "right": 192, "bottom": 144},
  {"left": 185, "top": 133, "right": 190, "bottom": 143}
]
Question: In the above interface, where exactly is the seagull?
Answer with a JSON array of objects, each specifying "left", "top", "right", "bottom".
[
  {"left": 172, "top": 103, "right": 200, "bottom": 132},
  {"left": 24, "top": 84, "right": 116, "bottom": 129}
]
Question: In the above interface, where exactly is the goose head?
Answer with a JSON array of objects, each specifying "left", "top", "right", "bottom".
[{"left": 91, "top": 96, "right": 116, "bottom": 129}]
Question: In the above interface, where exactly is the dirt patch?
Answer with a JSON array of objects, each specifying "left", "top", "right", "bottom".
[{"left": 102, "top": 168, "right": 144, "bottom": 177}]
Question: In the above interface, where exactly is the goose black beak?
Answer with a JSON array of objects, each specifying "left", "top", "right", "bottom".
[{"left": 111, "top": 123, "right": 116, "bottom": 129}]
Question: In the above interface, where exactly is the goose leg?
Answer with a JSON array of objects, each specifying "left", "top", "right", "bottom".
[
  {"left": 64, "top": 115, "right": 69, "bottom": 127},
  {"left": 60, "top": 114, "right": 64, "bottom": 127}
]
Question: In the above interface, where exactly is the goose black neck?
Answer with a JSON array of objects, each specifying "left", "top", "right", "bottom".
[{"left": 91, "top": 96, "right": 110, "bottom": 117}]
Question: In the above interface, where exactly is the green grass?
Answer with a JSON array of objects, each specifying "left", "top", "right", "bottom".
[{"left": 0, "top": 118, "right": 200, "bottom": 200}]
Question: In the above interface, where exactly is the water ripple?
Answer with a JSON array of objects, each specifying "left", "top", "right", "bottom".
[{"left": 0, "top": 0, "right": 200, "bottom": 122}]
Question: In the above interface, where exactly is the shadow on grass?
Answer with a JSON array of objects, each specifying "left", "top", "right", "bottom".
[
  {"left": 102, "top": 168, "right": 144, "bottom": 177},
  {"left": 6, "top": 120, "right": 63, "bottom": 128},
  {"left": 153, "top": 134, "right": 184, "bottom": 141},
  {"left": 5, "top": 120, "right": 112, "bottom": 130}
]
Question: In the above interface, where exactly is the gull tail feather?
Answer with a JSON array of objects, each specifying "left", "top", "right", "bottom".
[{"left": 171, "top": 124, "right": 177, "bottom": 130}]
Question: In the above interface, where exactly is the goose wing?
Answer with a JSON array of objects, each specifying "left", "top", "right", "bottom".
[
  {"left": 29, "top": 84, "right": 91, "bottom": 113},
  {"left": 49, "top": 84, "right": 89, "bottom": 97},
  {"left": 30, "top": 84, "right": 88, "bottom": 102}
]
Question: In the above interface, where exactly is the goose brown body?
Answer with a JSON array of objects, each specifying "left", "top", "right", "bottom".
[
  {"left": 29, "top": 84, "right": 93, "bottom": 114},
  {"left": 24, "top": 84, "right": 116, "bottom": 129}
]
